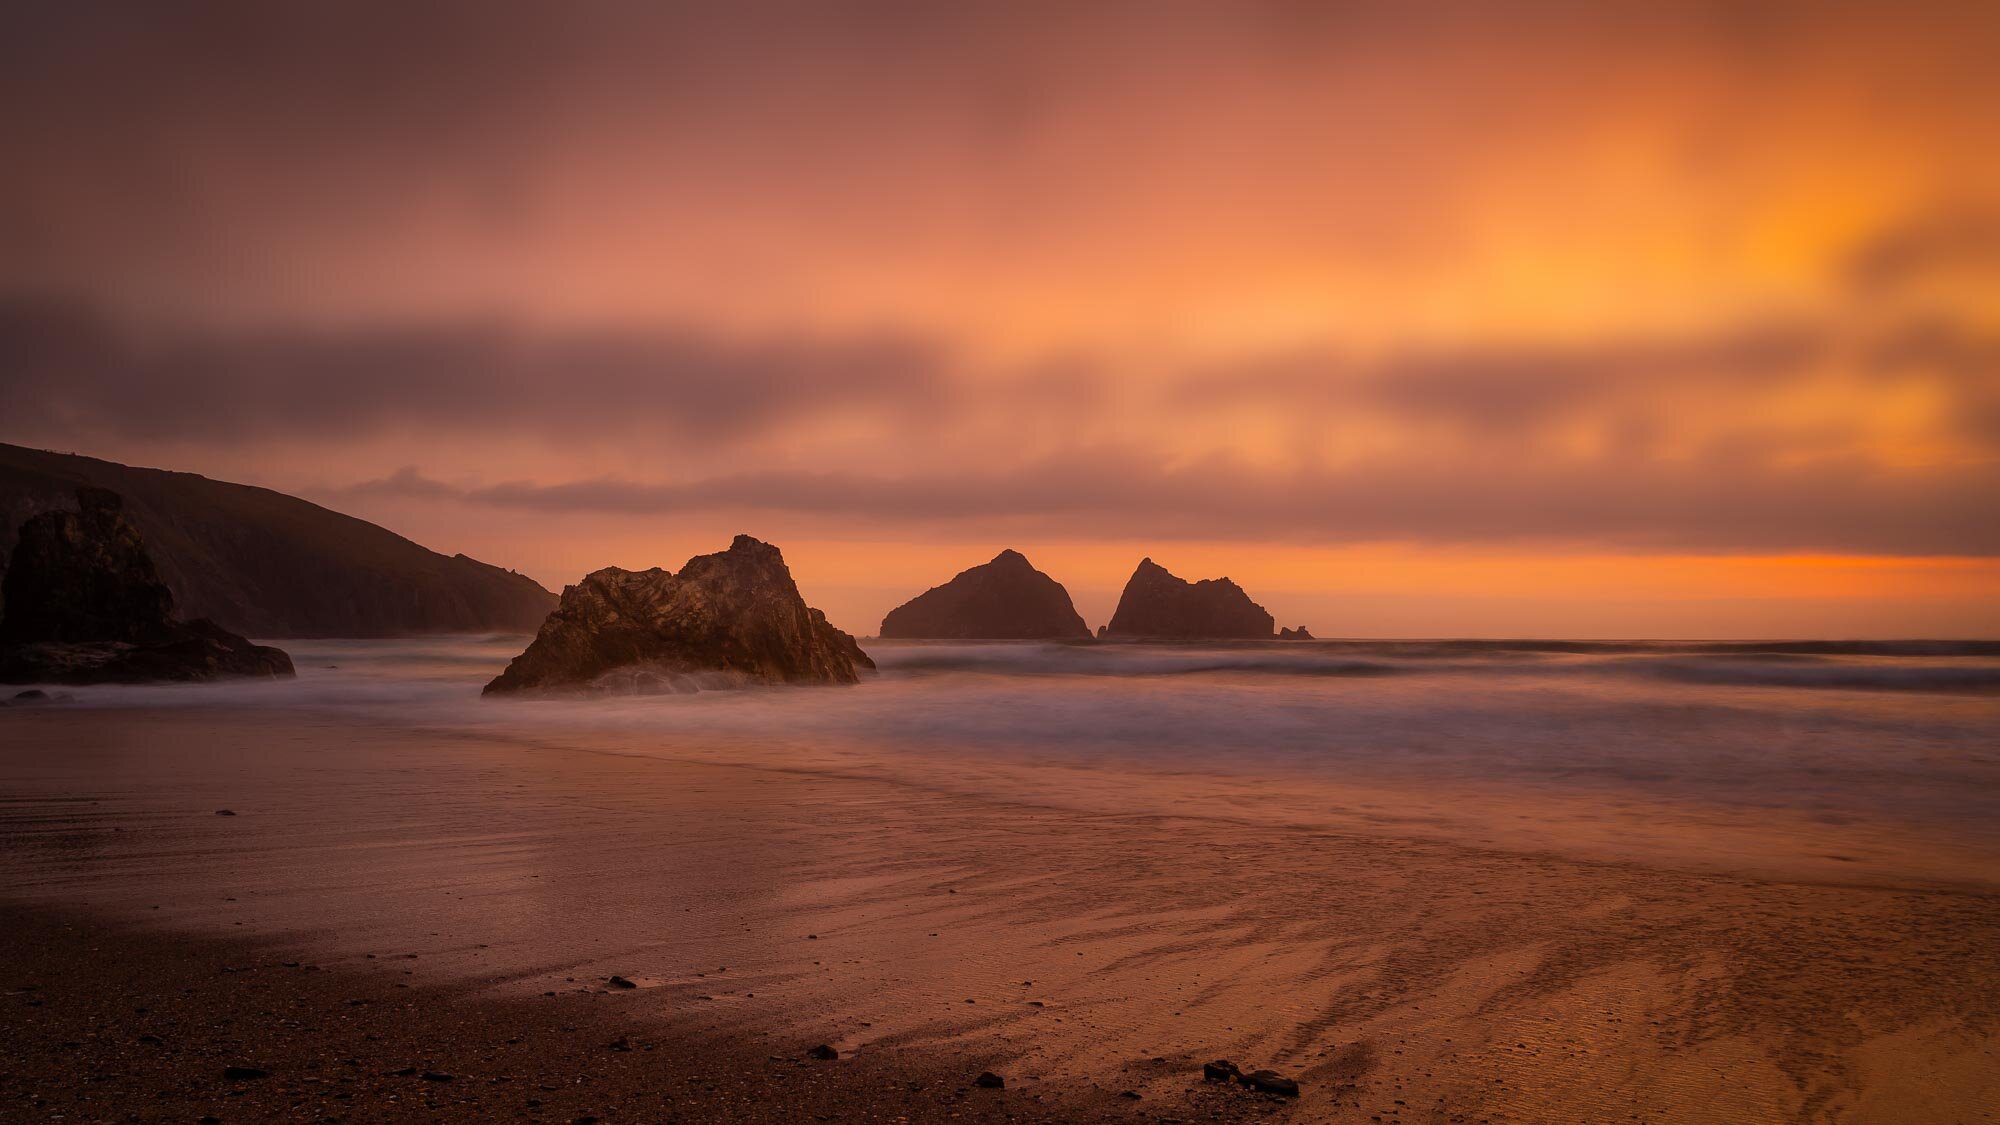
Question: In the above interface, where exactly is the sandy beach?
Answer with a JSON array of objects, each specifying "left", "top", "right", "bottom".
[{"left": 4, "top": 641, "right": 1998, "bottom": 1122}]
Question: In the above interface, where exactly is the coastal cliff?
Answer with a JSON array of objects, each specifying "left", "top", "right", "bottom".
[{"left": 0, "top": 444, "right": 555, "bottom": 638}]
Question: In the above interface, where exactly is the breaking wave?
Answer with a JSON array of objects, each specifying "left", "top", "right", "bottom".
[{"left": 866, "top": 639, "right": 2000, "bottom": 694}]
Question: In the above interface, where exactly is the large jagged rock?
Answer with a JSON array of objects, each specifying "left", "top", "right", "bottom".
[
  {"left": 879, "top": 549, "right": 1090, "bottom": 639},
  {"left": 484, "top": 535, "right": 873, "bottom": 695},
  {"left": 0, "top": 488, "right": 294, "bottom": 683},
  {"left": 1104, "top": 558, "right": 1274, "bottom": 639}
]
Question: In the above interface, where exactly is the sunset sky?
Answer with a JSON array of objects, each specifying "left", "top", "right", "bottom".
[{"left": 3, "top": 1, "right": 1997, "bottom": 636}]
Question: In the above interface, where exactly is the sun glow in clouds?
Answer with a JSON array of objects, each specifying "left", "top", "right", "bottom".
[{"left": 0, "top": 1, "right": 1995, "bottom": 636}]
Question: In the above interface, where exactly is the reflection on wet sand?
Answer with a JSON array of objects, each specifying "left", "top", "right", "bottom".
[{"left": 3, "top": 695, "right": 1996, "bottom": 1121}]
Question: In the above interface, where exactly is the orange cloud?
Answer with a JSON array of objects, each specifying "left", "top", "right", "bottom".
[{"left": 1, "top": 2, "right": 1994, "bottom": 636}]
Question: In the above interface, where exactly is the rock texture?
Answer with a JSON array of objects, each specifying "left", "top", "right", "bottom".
[
  {"left": 484, "top": 536, "right": 872, "bottom": 695},
  {"left": 0, "top": 488, "right": 294, "bottom": 683},
  {"left": 1279, "top": 625, "right": 1315, "bottom": 640},
  {"left": 1105, "top": 558, "right": 1274, "bottom": 639},
  {"left": 879, "top": 550, "right": 1090, "bottom": 639},
  {"left": 0, "top": 443, "right": 555, "bottom": 638}
]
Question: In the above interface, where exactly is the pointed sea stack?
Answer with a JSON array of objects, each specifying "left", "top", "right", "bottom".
[
  {"left": 879, "top": 549, "right": 1090, "bottom": 639},
  {"left": 1104, "top": 558, "right": 1274, "bottom": 639},
  {"left": 484, "top": 535, "right": 872, "bottom": 695},
  {"left": 0, "top": 487, "right": 294, "bottom": 683},
  {"left": 1279, "top": 626, "right": 1315, "bottom": 640}
]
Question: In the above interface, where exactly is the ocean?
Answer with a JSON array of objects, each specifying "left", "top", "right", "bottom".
[{"left": 40, "top": 634, "right": 2000, "bottom": 884}]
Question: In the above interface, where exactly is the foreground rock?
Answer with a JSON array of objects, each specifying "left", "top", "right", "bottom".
[
  {"left": 1203, "top": 1059, "right": 1299, "bottom": 1097},
  {"left": 879, "top": 549, "right": 1090, "bottom": 639},
  {"left": 484, "top": 535, "right": 873, "bottom": 695},
  {"left": 1104, "top": 558, "right": 1274, "bottom": 639},
  {"left": 1239, "top": 1069, "right": 1300, "bottom": 1096},
  {"left": 0, "top": 488, "right": 294, "bottom": 684}
]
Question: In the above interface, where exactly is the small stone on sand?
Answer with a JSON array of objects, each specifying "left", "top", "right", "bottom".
[{"left": 1238, "top": 1069, "right": 1300, "bottom": 1096}]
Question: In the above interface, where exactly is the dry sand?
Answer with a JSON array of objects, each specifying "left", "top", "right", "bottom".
[{"left": 2, "top": 706, "right": 1997, "bottom": 1122}]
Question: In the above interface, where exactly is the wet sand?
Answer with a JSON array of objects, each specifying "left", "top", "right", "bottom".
[{"left": 3, "top": 706, "right": 1998, "bottom": 1122}]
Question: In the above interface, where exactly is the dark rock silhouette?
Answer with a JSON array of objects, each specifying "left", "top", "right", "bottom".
[
  {"left": 0, "top": 443, "right": 554, "bottom": 637},
  {"left": 1239, "top": 1069, "right": 1300, "bottom": 1097},
  {"left": 1279, "top": 625, "right": 1315, "bottom": 640},
  {"left": 484, "top": 535, "right": 872, "bottom": 695},
  {"left": 0, "top": 487, "right": 294, "bottom": 683},
  {"left": 1105, "top": 558, "right": 1274, "bottom": 639},
  {"left": 3, "top": 687, "right": 73, "bottom": 706},
  {"left": 879, "top": 549, "right": 1089, "bottom": 639}
]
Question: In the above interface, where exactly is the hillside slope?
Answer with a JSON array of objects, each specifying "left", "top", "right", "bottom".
[{"left": 0, "top": 444, "right": 554, "bottom": 638}]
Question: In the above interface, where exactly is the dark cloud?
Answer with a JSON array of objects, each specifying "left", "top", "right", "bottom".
[
  {"left": 9, "top": 294, "right": 1984, "bottom": 450},
  {"left": 340, "top": 449, "right": 2000, "bottom": 557},
  {"left": 1842, "top": 208, "right": 2000, "bottom": 294},
  {"left": 0, "top": 297, "right": 948, "bottom": 445},
  {"left": 9, "top": 290, "right": 1999, "bottom": 556},
  {"left": 1173, "top": 321, "right": 1830, "bottom": 430}
]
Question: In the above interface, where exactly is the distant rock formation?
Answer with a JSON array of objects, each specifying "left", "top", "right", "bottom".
[
  {"left": 1104, "top": 558, "right": 1274, "bottom": 639},
  {"left": 0, "top": 443, "right": 555, "bottom": 638},
  {"left": 0, "top": 487, "right": 294, "bottom": 683},
  {"left": 1279, "top": 626, "right": 1315, "bottom": 640},
  {"left": 879, "top": 550, "right": 1090, "bottom": 639},
  {"left": 484, "top": 535, "right": 873, "bottom": 695}
]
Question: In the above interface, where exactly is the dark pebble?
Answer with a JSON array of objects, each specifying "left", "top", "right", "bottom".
[
  {"left": 214, "top": 810, "right": 236, "bottom": 817},
  {"left": 223, "top": 1065, "right": 268, "bottom": 1080},
  {"left": 421, "top": 1070, "right": 455, "bottom": 1081},
  {"left": 975, "top": 1071, "right": 1005, "bottom": 1089},
  {"left": 806, "top": 1043, "right": 839, "bottom": 1060},
  {"left": 607, "top": 975, "right": 637, "bottom": 989},
  {"left": 1203, "top": 1059, "right": 1240, "bottom": 1083}
]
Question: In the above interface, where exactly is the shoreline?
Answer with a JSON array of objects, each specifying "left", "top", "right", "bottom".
[
  {"left": 1, "top": 904, "right": 1219, "bottom": 1123},
  {"left": 4, "top": 705, "right": 1998, "bottom": 1121}
]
